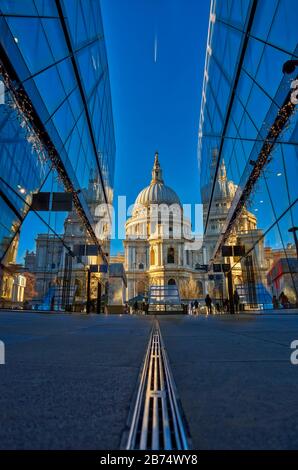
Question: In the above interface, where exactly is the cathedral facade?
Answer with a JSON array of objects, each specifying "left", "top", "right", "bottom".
[{"left": 124, "top": 153, "right": 202, "bottom": 300}]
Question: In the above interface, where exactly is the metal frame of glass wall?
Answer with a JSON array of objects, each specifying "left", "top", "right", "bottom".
[
  {"left": 199, "top": 0, "right": 298, "bottom": 309},
  {"left": 0, "top": 0, "right": 115, "bottom": 310}
]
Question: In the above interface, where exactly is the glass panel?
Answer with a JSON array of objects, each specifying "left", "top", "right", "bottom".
[{"left": 6, "top": 17, "right": 54, "bottom": 74}]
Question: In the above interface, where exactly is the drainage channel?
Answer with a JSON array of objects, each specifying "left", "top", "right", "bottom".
[{"left": 125, "top": 320, "right": 191, "bottom": 450}]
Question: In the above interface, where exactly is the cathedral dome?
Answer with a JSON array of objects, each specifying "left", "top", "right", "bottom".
[
  {"left": 135, "top": 182, "right": 181, "bottom": 206},
  {"left": 134, "top": 153, "right": 181, "bottom": 207}
]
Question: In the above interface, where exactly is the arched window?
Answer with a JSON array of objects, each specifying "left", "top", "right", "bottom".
[
  {"left": 169, "top": 213, "right": 174, "bottom": 238},
  {"left": 197, "top": 281, "right": 203, "bottom": 296},
  {"left": 167, "top": 247, "right": 175, "bottom": 264},
  {"left": 139, "top": 263, "right": 144, "bottom": 270},
  {"left": 150, "top": 247, "right": 155, "bottom": 265},
  {"left": 168, "top": 278, "right": 176, "bottom": 286}
]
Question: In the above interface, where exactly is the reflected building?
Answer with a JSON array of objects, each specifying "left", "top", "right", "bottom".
[
  {"left": 25, "top": 175, "right": 110, "bottom": 311},
  {"left": 265, "top": 244, "right": 298, "bottom": 302},
  {"left": 0, "top": 234, "right": 26, "bottom": 306},
  {"left": 0, "top": 1, "right": 116, "bottom": 307},
  {"left": 200, "top": 149, "right": 268, "bottom": 302},
  {"left": 198, "top": 0, "right": 297, "bottom": 307}
]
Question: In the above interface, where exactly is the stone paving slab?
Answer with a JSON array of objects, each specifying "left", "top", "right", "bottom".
[
  {"left": 1, "top": 311, "right": 298, "bottom": 450},
  {"left": 158, "top": 314, "right": 298, "bottom": 450},
  {"left": 0, "top": 312, "right": 153, "bottom": 449}
]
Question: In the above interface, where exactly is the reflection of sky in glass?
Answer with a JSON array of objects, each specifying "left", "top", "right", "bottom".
[
  {"left": 0, "top": 85, "right": 50, "bottom": 259},
  {"left": 199, "top": 0, "right": 298, "bottom": 250},
  {"left": 1, "top": 0, "right": 115, "bottom": 209}
]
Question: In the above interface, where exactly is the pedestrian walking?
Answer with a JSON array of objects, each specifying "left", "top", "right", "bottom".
[{"left": 205, "top": 294, "right": 212, "bottom": 315}]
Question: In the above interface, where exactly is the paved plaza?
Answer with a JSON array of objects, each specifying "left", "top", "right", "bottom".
[{"left": 0, "top": 311, "right": 298, "bottom": 449}]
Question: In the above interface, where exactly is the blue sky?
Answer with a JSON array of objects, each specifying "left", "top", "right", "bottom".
[{"left": 101, "top": 0, "right": 210, "bottom": 254}]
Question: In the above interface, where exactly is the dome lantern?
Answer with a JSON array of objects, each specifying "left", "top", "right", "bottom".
[
  {"left": 134, "top": 152, "right": 181, "bottom": 208},
  {"left": 151, "top": 151, "right": 163, "bottom": 184}
]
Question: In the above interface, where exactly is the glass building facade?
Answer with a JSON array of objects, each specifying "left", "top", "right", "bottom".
[
  {"left": 0, "top": 0, "right": 115, "bottom": 260},
  {"left": 199, "top": 0, "right": 297, "bottom": 308}
]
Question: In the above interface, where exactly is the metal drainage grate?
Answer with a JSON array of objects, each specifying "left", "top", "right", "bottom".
[{"left": 126, "top": 322, "right": 190, "bottom": 450}]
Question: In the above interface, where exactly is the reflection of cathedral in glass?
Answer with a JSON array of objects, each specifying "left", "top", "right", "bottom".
[
  {"left": 24, "top": 175, "right": 110, "bottom": 311},
  {"left": 200, "top": 149, "right": 267, "bottom": 303},
  {"left": 201, "top": 148, "right": 297, "bottom": 306},
  {"left": 198, "top": 0, "right": 298, "bottom": 308}
]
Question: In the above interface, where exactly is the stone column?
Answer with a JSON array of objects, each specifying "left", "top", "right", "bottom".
[
  {"left": 158, "top": 243, "right": 162, "bottom": 266},
  {"left": 203, "top": 246, "right": 207, "bottom": 264},
  {"left": 132, "top": 246, "right": 136, "bottom": 266},
  {"left": 145, "top": 247, "right": 148, "bottom": 268},
  {"left": 128, "top": 246, "right": 131, "bottom": 269}
]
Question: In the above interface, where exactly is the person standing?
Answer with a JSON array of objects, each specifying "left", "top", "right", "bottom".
[
  {"left": 233, "top": 289, "right": 240, "bottom": 313},
  {"left": 205, "top": 294, "right": 212, "bottom": 315}
]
